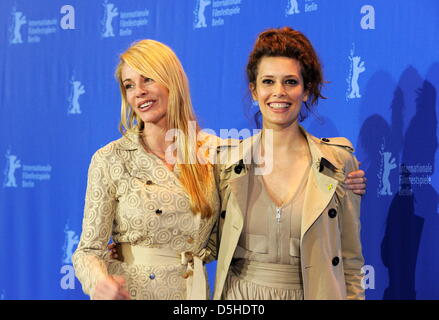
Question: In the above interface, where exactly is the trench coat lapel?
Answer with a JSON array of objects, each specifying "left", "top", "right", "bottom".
[
  {"left": 214, "top": 134, "right": 256, "bottom": 300},
  {"left": 300, "top": 128, "right": 339, "bottom": 240},
  {"left": 115, "top": 132, "right": 188, "bottom": 197},
  {"left": 224, "top": 134, "right": 259, "bottom": 229},
  {"left": 228, "top": 171, "right": 249, "bottom": 230},
  {"left": 115, "top": 133, "right": 144, "bottom": 179}
]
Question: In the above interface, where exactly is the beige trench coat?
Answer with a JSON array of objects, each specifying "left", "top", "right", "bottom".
[
  {"left": 73, "top": 132, "right": 220, "bottom": 300},
  {"left": 212, "top": 127, "right": 365, "bottom": 300}
]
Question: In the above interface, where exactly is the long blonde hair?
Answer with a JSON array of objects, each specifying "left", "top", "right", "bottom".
[{"left": 115, "top": 39, "right": 214, "bottom": 218}]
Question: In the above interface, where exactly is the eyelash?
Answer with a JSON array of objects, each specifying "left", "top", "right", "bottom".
[
  {"left": 261, "top": 79, "right": 298, "bottom": 85},
  {"left": 286, "top": 79, "right": 298, "bottom": 85},
  {"left": 124, "top": 77, "right": 154, "bottom": 90}
]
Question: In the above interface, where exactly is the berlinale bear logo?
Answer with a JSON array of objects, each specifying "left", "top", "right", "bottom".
[
  {"left": 194, "top": 0, "right": 211, "bottom": 29},
  {"left": 3, "top": 150, "right": 21, "bottom": 188},
  {"left": 346, "top": 44, "right": 366, "bottom": 100},
  {"left": 60, "top": 223, "right": 80, "bottom": 290},
  {"left": 68, "top": 77, "right": 85, "bottom": 115},
  {"left": 286, "top": 0, "right": 300, "bottom": 15},
  {"left": 10, "top": 8, "right": 26, "bottom": 44},
  {"left": 102, "top": 1, "right": 118, "bottom": 37}
]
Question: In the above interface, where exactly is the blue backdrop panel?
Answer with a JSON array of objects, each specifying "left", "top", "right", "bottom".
[{"left": 0, "top": 0, "right": 438, "bottom": 299}]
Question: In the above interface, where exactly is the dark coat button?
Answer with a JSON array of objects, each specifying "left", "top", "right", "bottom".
[
  {"left": 328, "top": 208, "right": 337, "bottom": 218},
  {"left": 332, "top": 257, "right": 340, "bottom": 266},
  {"left": 149, "top": 273, "right": 155, "bottom": 280},
  {"left": 146, "top": 180, "right": 153, "bottom": 185},
  {"left": 322, "top": 138, "right": 330, "bottom": 142},
  {"left": 221, "top": 210, "right": 226, "bottom": 219},
  {"left": 234, "top": 165, "right": 243, "bottom": 174},
  {"left": 155, "top": 209, "right": 162, "bottom": 215}
]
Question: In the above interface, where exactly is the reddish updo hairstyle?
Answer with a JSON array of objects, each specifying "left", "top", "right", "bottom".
[{"left": 246, "top": 27, "right": 326, "bottom": 124}]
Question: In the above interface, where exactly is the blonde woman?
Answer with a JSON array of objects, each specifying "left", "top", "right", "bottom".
[
  {"left": 74, "top": 39, "right": 366, "bottom": 300},
  {"left": 73, "top": 40, "right": 220, "bottom": 300}
]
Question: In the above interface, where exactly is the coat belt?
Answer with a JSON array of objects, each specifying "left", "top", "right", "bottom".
[{"left": 119, "top": 243, "right": 209, "bottom": 300}]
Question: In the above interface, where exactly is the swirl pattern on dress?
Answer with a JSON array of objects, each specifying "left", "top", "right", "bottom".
[{"left": 73, "top": 133, "right": 220, "bottom": 300}]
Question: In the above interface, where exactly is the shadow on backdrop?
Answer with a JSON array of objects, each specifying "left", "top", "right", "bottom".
[
  {"left": 413, "top": 63, "right": 439, "bottom": 299},
  {"left": 414, "top": 63, "right": 439, "bottom": 299},
  {"left": 381, "top": 67, "right": 437, "bottom": 299},
  {"left": 357, "top": 71, "right": 396, "bottom": 300}
]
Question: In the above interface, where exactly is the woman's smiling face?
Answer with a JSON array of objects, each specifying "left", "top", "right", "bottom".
[
  {"left": 121, "top": 63, "right": 169, "bottom": 126},
  {"left": 251, "top": 56, "right": 308, "bottom": 129}
]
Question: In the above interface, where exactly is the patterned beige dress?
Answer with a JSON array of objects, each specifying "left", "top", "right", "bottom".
[{"left": 72, "top": 132, "right": 220, "bottom": 300}]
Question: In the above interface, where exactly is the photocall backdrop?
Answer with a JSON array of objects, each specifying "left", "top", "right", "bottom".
[{"left": 1, "top": 0, "right": 438, "bottom": 300}]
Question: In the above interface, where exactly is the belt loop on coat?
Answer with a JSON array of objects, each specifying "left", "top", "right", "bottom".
[{"left": 181, "top": 248, "right": 210, "bottom": 300}]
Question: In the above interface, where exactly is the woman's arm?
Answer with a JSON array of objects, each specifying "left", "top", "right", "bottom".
[
  {"left": 340, "top": 155, "right": 365, "bottom": 300},
  {"left": 72, "top": 148, "right": 118, "bottom": 298}
]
